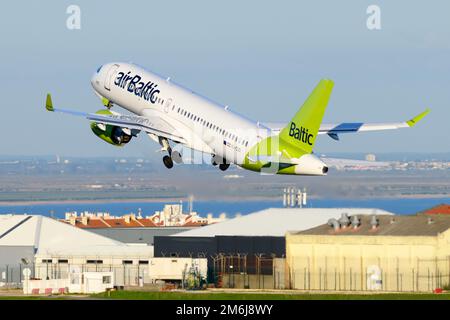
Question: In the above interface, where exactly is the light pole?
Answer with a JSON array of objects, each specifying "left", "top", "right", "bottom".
[{"left": 229, "top": 265, "right": 234, "bottom": 288}]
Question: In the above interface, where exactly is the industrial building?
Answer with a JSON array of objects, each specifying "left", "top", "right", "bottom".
[
  {"left": 155, "top": 207, "right": 394, "bottom": 289},
  {"left": 286, "top": 214, "right": 450, "bottom": 292},
  {"left": 0, "top": 214, "right": 206, "bottom": 289},
  {"left": 172, "top": 207, "right": 393, "bottom": 237}
]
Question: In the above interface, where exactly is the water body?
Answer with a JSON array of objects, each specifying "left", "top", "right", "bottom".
[{"left": 0, "top": 197, "right": 448, "bottom": 218}]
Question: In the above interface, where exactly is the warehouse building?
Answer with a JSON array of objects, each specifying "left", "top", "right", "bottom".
[
  {"left": 286, "top": 214, "right": 450, "bottom": 292},
  {"left": 172, "top": 207, "right": 393, "bottom": 237},
  {"left": 0, "top": 215, "right": 206, "bottom": 288},
  {"left": 155, "top": 207, "right": 394, "bottom": 288}
]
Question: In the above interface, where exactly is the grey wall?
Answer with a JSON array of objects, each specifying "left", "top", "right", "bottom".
[{"left": 0, "top": 246, "right": 35, "bottom": 285}]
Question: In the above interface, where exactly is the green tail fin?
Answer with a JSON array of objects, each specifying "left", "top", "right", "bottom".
[{"left": 279, "top": 79, "right": 334, "bottom": 157}]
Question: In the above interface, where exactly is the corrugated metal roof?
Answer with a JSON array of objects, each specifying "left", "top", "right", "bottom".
[
  {"left": 0, "top": 215, "right": 153, "bottom": 257},
  {"left": 294, "top": 215, "right": 450, "bottom": 236},
  {"left": 174, "top": 208, "right": 394, "bottom": 237}
]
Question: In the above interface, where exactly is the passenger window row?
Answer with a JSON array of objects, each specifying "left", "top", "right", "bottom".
[{"left": 172, "top": 105, "right": 249, "bottom": 147}]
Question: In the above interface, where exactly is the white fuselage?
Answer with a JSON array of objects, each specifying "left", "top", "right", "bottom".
[{"left": 91, "top": 62, "right": 270, "bottom": 165}]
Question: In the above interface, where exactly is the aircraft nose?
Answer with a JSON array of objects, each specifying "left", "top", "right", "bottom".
[
  {"left": 91, "top": 65, "right": 104, "bottom": 88},
  {"left": 91, "top": 73, "right": 99, "bottom": 87}
]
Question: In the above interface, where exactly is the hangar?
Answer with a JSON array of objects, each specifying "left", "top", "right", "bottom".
[
  {"left": 0, "top": 215, "right": 205, "bottom": 287},
  {"left": 286, "top": 214, "right": 450, "bottom": 292},
  {"left": 155, "top": 207, "right": 394, "bottom": 288}
]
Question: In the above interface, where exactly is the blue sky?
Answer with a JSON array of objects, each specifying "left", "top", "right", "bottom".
[{"left": 1, "top": 1, "right": 449, "bottom": 157}]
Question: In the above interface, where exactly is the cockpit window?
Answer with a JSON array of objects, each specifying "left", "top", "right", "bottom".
[{"left": 96, "top": 65, "right": 103, "bottom": 73}]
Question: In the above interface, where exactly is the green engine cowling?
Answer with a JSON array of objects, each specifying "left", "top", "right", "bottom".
[{"left": 90, "top": 110, "right": 132, "bottom": 146}]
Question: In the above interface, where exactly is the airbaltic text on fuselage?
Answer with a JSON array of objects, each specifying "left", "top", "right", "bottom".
[
  {"left": 114, "top": 71, "right": 160, "bottom": 104},
  {"left": 289, "top": 122, "right": 314, "bottom": 145}
]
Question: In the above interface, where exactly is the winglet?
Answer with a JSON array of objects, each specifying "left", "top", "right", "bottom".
[
  {"left": 45, "top": 93, "right": 54, "bottom": 112},
  {"left": 406, "top": 108, "right": 430, "bottom": 127}
]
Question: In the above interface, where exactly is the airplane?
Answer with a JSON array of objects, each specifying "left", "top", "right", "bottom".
[{"left": 45, "top": 62, "right": 429, "bottom": 175}]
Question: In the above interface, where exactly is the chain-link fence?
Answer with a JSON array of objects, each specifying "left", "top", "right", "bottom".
[
  {"left": 1, "top": 263, "right": 164, "bottom": 288},
  {"left": 3, "top": 256, "right": 448, "bottom": 292},
  {"left": 210, "top": 254, "right": 286, "bottom": 289},
  {"left": 287, "top": 256, "right": 450, "bottom": 292},
  {"left": 34, "top": 263, "right": 157, "bottom": 287},
  {"left": 0, "top": 264, "right": 35, "bottom": 288}
]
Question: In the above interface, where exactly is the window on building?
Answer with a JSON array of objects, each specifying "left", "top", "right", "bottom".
[
  {"left": 138, "top": 260, "right": 149, "bottom": 265},
  {"left": 42, "top": 259, "right": 52, "bottom": 263},
  {"left": 102, "top": 276, "right": 111, "bottom": 284},
  {"left": 58, "top": 259, "right": 69, "bottom": 264},
  {"left": 122, "top": 260, "right": 133, "bottom": 265},
  {"left": 86, "top": 260, "right": 103, "bottom": 264}
]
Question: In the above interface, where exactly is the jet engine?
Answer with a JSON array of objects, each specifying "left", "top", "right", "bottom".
[{"left": 90, "top": 110, "right": 133, "bottom": 146}]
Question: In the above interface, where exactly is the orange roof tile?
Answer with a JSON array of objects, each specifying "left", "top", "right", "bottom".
[
  {"left": 422, "top": 204, "right": 450, "bottom": 215},
  {"left": 74, "top": 219, "right": 109, "bottom": 229},
  {"left": 102, "top": 218, "right": 142, "bottom": 228},
  {"left": 137, "top": 218, "right": 157, "bottom": 227}
]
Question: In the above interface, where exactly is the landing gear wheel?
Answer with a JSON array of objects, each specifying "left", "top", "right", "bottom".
[
  {"left": 219, "top": 163, "right": 230, "bottom": 171},
  {"left": 171, "top": 151, "right": 183, "bottom": 164},
  {"left": 211, "top": 155, "right": 221, "bottom": 166},
  {"left": 163, "top": 155, "right": 174, "bottom": 169}
]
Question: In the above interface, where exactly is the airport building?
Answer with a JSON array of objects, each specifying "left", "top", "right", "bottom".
[
  {"left": 155, "top": 207, "right": 394, "bottom": 289},
  {"left": 0, "top": 215, "right": 206, "bottom": 288},
  {"left": 4, "top": 204, "right": 449, "bottom": 293},
  {"left": 286, "top": 214, "right": 450, "bottom": 292}
]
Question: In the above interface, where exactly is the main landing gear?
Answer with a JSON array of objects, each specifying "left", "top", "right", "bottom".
[
  {"left": 162, "top": 150, "right": 183, "bottom": 169},
  {"left": 159, "top": 137, "right": 183, "bottom": 169},
  {"left": 211, "top": 155, "right": 230, "bottom": 171}
]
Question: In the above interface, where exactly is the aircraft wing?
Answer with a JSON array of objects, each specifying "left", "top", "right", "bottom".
[
  {"left": 263, "top": 109, "right": 430, "bottom": 141},
  {"left": 45, "top": 94, "right": 186, "bottom": 143}
]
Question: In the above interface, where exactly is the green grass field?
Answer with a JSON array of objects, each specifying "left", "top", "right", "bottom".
[
  {"left": 91, "top": 290, "right": 450, "bottom": 300},
  {"left": 1, "top": 290, "right": 449, "bottom": 300}
]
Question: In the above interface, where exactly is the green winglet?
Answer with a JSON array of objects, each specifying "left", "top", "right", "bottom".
[
  {"left": 406, "top": 108, "right": 430, "bottom": 127},
  {"left": 45, "top": 93, "right": 54, "bottom": 112}
]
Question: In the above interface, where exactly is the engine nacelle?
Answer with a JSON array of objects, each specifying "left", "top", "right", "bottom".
[
  {"left": 278, "top": 154, "right": 328, "bottom": 176},
  {"left": 90, "top": 110, "right": 132, "bottom": 146}
]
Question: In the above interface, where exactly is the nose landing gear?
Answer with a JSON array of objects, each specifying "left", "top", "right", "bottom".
[
  {"left": 158, "top": 137, "right": 182, "bottom": 169},
  {"left": 211, "top": 155, "right": 230, "bottom": 171},
  {"left": 163, "top": 155, "right": 174, "bottom": 169}
]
